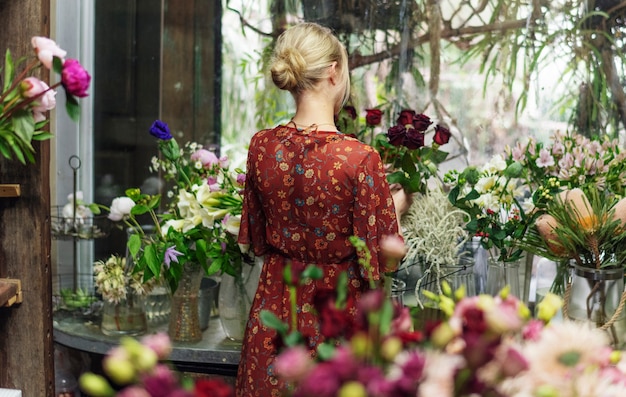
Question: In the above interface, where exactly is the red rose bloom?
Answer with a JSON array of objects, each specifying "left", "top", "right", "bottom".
[
  {"left": 433, "top": 124, "right": 451, "bottom": 145},
  {"left": 412, "top": 113, "right": 432, "bottom": 131},
  {"left": 194, "top": 379, "right": 234, "bottom": 397},
  {"left": 404, "top": 127, "right": 425, "bottom": 150},
  {"left": 343, "top": 105, "right": 357, "bottom": 120},
  {"left": 397, "top": 109, "right": 417, "bottom": 127},
  {"left": 387, "top": 125, "right": 406, "bottom": 147},
  {"left": 365, "top": 108, "right": 383, "bottom": 126}
]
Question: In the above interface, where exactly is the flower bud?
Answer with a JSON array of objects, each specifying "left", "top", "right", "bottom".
[
  {"left": 78, "top": 373, "right": 115, "bottom": 397},
  {"left": 559, "top": 188, "right": 596, "bottom": 231},
  {"left": 536, "top": 292, "right": 563, "bottom": 323},
  {"left": 430, "top": 322, "right": 456, "bottom": 348},
  {"left": 535, "top": 214, "right": 566, "bottom": 256},
  {"left": 338, "top": 381, "right": 367, "bottom": 397},
  {"left": 380, "top": 336, "right": 403, "bottom": 361},
  {"left": 103, "top": 355, "right": 136, "bottom": 385}
]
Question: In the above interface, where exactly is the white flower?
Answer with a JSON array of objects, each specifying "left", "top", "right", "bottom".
[
  {"left": 475, "top": 175, "right": 497, "bottom": 194},
  {"left": 535, "top": 148, "right": 555, "bottom": 168},
  {"left": 482, "top": 154, "right": 507, "bottom": 174},
  {"left": 161, "top": 219, "right": 186, "bottom": 236},
  {"left": 108, "top": 196, "right": 136, "bottom": 221},
  {"left": 223, "top": 214, "right": 241, "bottom": 236}
]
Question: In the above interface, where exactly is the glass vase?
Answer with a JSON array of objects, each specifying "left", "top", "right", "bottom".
[
  {"left": 218, "top": 257, "right": 261, "bottom": 342},
  {"left": 485, "top": 258, "right": 521, "bottom": 298},
  {"left": 565, "top": 263, "right": 626, "bottom": 348},
  {"left": 168, "top": 262, "right": 204, "bottom": 343},
  {"left": 100, "top": 290, "right": 147, "bottom": 336},
  {"left": 418, "top": 257, "right": 477, "bottom": 300}
]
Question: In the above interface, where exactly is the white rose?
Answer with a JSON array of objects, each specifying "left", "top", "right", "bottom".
[{"left": 108, "top": 196, "right": 136, "bottom": 221}]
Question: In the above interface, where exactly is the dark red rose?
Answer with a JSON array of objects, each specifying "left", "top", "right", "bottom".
[
  {"left": 343, "top": 105, "right": 357, "bottom": 120},
  {"left": 397, "top": 109, "right": 417, "bottom": 127},
  {"left": 412, "top": 113, "right": 432, "bottom": 131},
  {"left": 433, "top": 124, "right": 451, "bottom": 145},
  {"left": 365, "top": 108, "right": 383, "bottom": 126},
  {"left": 462, "top": 307, "right": 487, "bottom": 334},
  {"left": 404, "top": 127, "right": 425, "bottom": 150},
  {"left": 194, "top": 379, "right": 234, "bottom": 397},
  {"left": 397, "top": 331, "right": 424, "bottom": 346},
  {"left": 314, "top": 290, "right": 354, "bottom": 339},
  {"left": 386, "top": 125, "right": 406, "bottom": 147}
]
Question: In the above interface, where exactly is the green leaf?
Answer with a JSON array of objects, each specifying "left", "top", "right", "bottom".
[
  {"left": 148, "top": 195, "right": 161, "bottom": 209},
  {"left": 32, "top": 132, "right": 54, "bottom": 141},
  {"left": 284, "top": 331, "right": 303, "bottom": 347},
  {"left": 259, "top": 310, "right": 289, "bottom": 334},
  {"left": 52, "top": 56, "right": 63, "bottom": 74},
  {"left": 128, "top": 233, "right": 142, "bottom": 258},
  {"left": 335, "top": 271, "right": 348, "bottom": 309},
  {"left": 316, "top": 343, "right": 336, "bottom": 361},
  {"left": 379, "top": 300, "right": 394, "bottom": 335},
  {"left": 130, "top": 204, "right": 150, "bottom": 215},
  {"left": 143, "top": 244, "right": 161, "bottom": 276},
  {"left": 11, "top": 108, "right": 36, "bottom": 143},
  {"left": 300, "top": 265, "right": 323, "bottom": 281},
  {"left": 65, "top": 92, "right": 80, "bottom": 122},
  {"left": 3, "top": 49, "right": 14, "bottom": 92}
]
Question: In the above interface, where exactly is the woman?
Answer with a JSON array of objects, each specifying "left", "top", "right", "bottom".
[{"left": 236, "top": 22, "right": 404, "bottom": 396}]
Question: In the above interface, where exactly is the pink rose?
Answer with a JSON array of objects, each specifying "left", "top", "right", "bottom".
[
  {"left": 191, "top": 149, "right": 219, "bottom": 168},
  {"left": 140, "top": 332, "right": 172, "bottom": 360},
  {"left": 61, "top": 59, "right": 91, "bottom": 97},
  {"left": 31, "top": 36, "right": 67, "bottom": 69},
  {"left": 20, "top": 77, "right": 57, "bottom": 122},
  {"left": 273, "top": 346, "right": 314, "bottom": 383}
]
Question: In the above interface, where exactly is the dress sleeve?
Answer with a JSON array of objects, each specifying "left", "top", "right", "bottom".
[
  {"left": 237, "top": 142, "right": 270, "bottom": 256},
  {"left": 352, "top": 150, "right": 401, "bottom": 281}
]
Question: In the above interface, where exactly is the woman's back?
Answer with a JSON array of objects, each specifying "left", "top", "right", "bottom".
[{"left": 245, "top": 124, "right": 390, "bottom": 264}]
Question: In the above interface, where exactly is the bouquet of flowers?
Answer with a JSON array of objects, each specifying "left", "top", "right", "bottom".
[
  {"left": 336, "top": 106, "right": 451, "bottom": 194},
  {"left": 78, "top": 333, "right": 234, "bottom": 397},
  {"left": 269, "top": 263, "right": 626, "bottom": 397},
  {"left": 0, "top": 36, "right": 90, "bottom": 163},
  {"left": 445, "top": 154, "right": 534, "bottom": 263},
  {"left": 93, "top": 254, "right": 155, "bottom": 304},
  {"left": 106, "top": 120, "right": 246, "bottom": 292},
  {"left": 505, "top": 131, "right": 626, "bottom": 206}
]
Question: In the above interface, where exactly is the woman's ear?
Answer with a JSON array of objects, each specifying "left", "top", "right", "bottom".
[{"left": 328, "top": 61, "right": 338, "bottom": 85}]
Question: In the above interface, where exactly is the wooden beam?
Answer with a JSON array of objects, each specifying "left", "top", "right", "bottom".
[
  {"left": 0, "top": 279, "right": 22, "bottom": 307},
  {"left": 0, "top": 184, "right": 20, "bottom": 197}
]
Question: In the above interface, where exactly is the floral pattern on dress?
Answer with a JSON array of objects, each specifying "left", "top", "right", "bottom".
[{"left": 235, "top": 125, "right": 400, "bottom": 397}]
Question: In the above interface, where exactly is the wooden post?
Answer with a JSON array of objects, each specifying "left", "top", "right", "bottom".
[{"left": 0, "top": 1, "right": 54, "bottom": 396}]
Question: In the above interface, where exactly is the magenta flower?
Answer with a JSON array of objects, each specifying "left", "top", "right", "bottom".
[
  {"left": 61, "top": 58, "right": 91, "bottom": 97},
  {"left": 164, "top": 246, "right": 183, "bottom": 268}
]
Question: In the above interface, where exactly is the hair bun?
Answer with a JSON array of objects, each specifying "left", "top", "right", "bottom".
[{"left": 270, "top": 47, "right": 306, "bottom": 91}]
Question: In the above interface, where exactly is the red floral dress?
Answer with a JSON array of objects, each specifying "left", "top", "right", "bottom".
[{"left": 235, "top": 125, "right": 400, "bottom": 397}]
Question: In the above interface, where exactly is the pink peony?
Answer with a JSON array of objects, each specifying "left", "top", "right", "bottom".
[
  {"left": 61, "top": 59, "right": 91, "bottom": 97},
  {"left": 20, "top": 77, "right": 57, "bottom": 122},
  {"left": 31, "top": 36, "right": 66, "bottom": 69}
]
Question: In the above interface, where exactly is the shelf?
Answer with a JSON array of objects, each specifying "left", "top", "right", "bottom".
[
  {"left": 53, "top": 312, "right": 241, "bottom": 376},
  {"left": 0, "top": 184, "right": 20, "bottom": 197},
  {"left": 0, "top": 279, "right": 23, "bottom": 307}
]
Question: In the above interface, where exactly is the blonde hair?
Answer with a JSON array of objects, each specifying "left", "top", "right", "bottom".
[{"left": 270, "top": 22, "right": 350, "bottom": 106}]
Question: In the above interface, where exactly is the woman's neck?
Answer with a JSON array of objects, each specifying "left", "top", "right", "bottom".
[{"left": 292, "top": 90, "right": 337, "bottom": 127}]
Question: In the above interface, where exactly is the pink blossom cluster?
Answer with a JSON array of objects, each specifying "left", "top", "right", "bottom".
[{"left": 506, "top": 131, "right": 626, "bottom": 195}]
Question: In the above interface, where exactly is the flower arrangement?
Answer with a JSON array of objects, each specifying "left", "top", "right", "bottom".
[
  {"left": 78, "top": 332, "right": 234, "bottom": 397},
  {"left": 523, "top": 187, "right": 626, "bottom": 294},
  {"left": 106, "top": 120, "right": 246, "bottom": 292},
  {"left": 505, "top": 131, "right": 626, "bottom": 204},
  {"left": 270, "top": 277, "right": 626, "bottom": 397},
  {"left": 445, "top": 153, "right": 534, "bottom": 263},
  {"left": 336, "top": 106, "right": 451, "bottom": 194},
  {"left": 94, "top": 254, "right": 155, "bottom": 304},
  {"left": 0, "top": 36, "right": 90, "bottom": 163}
]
